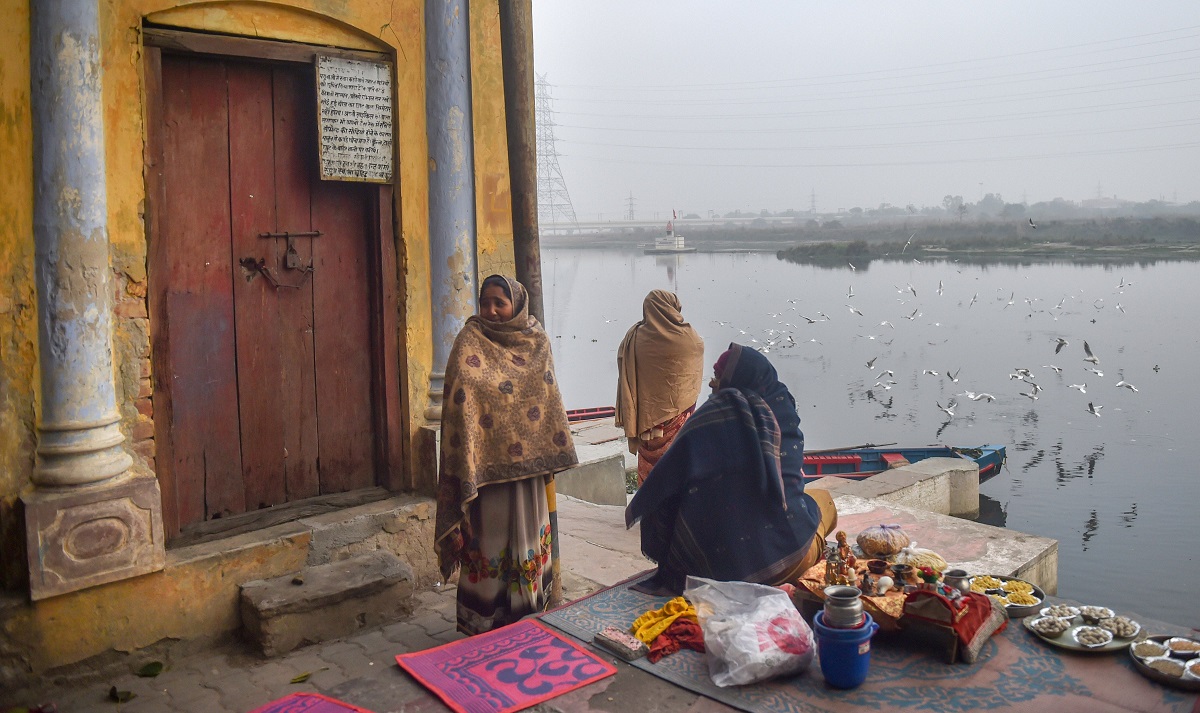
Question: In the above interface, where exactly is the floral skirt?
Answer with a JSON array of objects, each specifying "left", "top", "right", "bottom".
[
  {"left": 455, "top": 475, "right": 554, "bottom": 635},
  {"left": 636, "top": 407, "right": 695, "bottom": 487}
]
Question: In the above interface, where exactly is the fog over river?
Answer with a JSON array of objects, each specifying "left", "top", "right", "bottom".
[{"left": 543, "top": 247, "right": 1199, "bottom": 626}]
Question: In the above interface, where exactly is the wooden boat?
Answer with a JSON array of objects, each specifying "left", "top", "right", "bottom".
[{"left": 803, "top": 443, "right": 1005, "bottom": 483}]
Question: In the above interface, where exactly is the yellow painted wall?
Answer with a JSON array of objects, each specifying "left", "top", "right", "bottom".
[{"left": 469, "top": 0, "right": 516, "bottom": 280}]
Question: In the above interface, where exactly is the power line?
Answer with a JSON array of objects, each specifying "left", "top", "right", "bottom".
[{"left": 535, "top": 75, "right": 578, "bottom": 233}]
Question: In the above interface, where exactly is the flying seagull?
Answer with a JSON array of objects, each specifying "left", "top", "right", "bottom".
[
  {"left": 1054, "top": 338, "right": 1069, "bottom": 354},
  {"left": 866, "top": 356, "right": 878, "bottom": 369},
  {"left": 1019, "top": 390, "right": 1039, "bottom": 401},
  {"left": 922, "top": 369, "right": 940, "bottom": 376},
  {"left": 848, "top": 262, "right": 857, "bottom": 271},
  {"left": 1083, "top": 341, "right": 1100, "bottom": 365},
  {"left": 964, "top": 392, "right": 996, "bottom": 402},
  {"left": 945, "top": 368, "right": 961, "bottom": 383},
  {"left": 937, "top": 280, "right": 944, "bottom": 296},
  {"left": 936, "top": 399, "right": 957, "bottom": 417},
  {"left": 1069, "top": 383, "right": 1087, "bottom": 393},
  {"left": 902, "top": 232, "right": 915, "bottom": 252},
  {"left": 969, "top": 293, "right": 978, "bottom": 308},
  {"left": 1115, "top": 380, "right": 1139, "bottom": 393},
  {"left": 1029, "top": 218, "right": 1037, "bottom": 229},
  {"left": 1044, "top": 364, "right": 1063, "bottom": 374},
  {"left": 847, "top": 305, "right": 864, "bottom": 317},
  {"left": 848, "top": 285, "right": 855, "bottom": 298},
  {"left": 1087, "top": 402, "right": 1103, "bottom": 417}
]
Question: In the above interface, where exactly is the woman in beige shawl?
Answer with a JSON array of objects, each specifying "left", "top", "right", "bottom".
[
  {"left": 434, "top": 275, "right": 578, "bottom": 635},
  {"left": 616, "top": 290, "right": 705, "bottom": 486}
]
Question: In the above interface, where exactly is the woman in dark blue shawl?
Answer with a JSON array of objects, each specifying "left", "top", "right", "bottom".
[{"left": 625, "top": 343, "right": 837, "bottom": 595}]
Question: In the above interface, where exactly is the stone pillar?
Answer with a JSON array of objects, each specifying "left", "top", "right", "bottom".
[
  {"left": 22, "top": 0, "right": 164, "bottom": 600},
  {"left": 424, "top": 0, "right": 479, "bottom": 423}
]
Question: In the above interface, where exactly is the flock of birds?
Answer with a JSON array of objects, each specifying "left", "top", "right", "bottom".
[{"left": 702, "top": 261, "right": 1150, "bottom": 437}]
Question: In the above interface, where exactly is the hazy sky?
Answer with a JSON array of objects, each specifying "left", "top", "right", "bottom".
[{"left": 531, "top": 2, "right": 1200, "bottom": 220}]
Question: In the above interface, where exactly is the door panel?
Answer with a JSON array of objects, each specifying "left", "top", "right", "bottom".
[{"left": 159, "top": 57, "right": 245, "bottom": 522}]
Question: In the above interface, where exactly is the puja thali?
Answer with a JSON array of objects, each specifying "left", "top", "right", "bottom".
[
  {"left": 1022, "top": 611, "right": 1138, "bottom": 654},
  {"left": 1128, "top": 635, "right": 1200, "bottom": 691},
  {"left": 968, "top": 574, "right": 1044, "bottom": 619}
]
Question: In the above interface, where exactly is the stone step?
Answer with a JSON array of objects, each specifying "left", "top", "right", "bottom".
[{"left": 239, "top": 550, "right": 416, "bottom": 657}]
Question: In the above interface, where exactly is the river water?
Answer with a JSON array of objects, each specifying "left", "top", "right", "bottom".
[{"left": 543, "top": 247, "right": 1199, "bottom": 626}]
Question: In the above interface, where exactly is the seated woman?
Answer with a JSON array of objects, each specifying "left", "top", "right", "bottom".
[
  {"left": 615, "top": 290, "right": 705, "bottom": 487},
  {"left": 624, "top": 343, "right": 837, "bottom": 596}
]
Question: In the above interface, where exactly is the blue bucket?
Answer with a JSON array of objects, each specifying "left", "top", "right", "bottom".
[{"left": 813, "top": 610, "right": 879, "bottom": 689}]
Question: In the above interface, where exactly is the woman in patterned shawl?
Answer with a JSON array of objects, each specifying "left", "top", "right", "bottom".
[
  {"left": 435, "top": 275, "right": 578, "bottom": 635},
  {"left": 615, "top": 290, "right": 705, "bottom": 487},
  {"left": 625, "top": 343, "right": 837, "bottom": 596}
]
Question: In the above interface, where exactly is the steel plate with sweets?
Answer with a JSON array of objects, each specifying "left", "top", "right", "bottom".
[
  {"left": 968, "top": 574, "right": 1044, "bottom": 618},
  {"left": 1129, "top": 635, "right": 1200, "bottom": 691},
  {"left": 1022, "top": 610, "right": 1141, "bottom": 654}
]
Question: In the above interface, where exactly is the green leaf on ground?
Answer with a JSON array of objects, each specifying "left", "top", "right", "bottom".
[
  {"left": 108, "top": 686, "right": 136, "bottom": 703},
  {"left": 136, "top": 661, "right": 164, "bottom": 677},
  {"left": 290, "top": 666, "right": 328, "bottom": 684}
]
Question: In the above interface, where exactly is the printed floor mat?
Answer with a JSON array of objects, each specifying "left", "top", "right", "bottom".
[
  {"left": 395, "top": 618, "right": 616, "bottom": 713},
  {"left": 541, "top": 571, "right": 1197, "bottom": 713},
  {"left": 247, "top": 692, "right": 374, "bottom": 713}
]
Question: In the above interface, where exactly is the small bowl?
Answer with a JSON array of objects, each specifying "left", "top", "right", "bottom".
[
  {"left": 1131, "top": 640, "right": 1169, "bottom": 659},
  {"left": 866, "top": 559, "right": 889, "bottom": 575},
  {"left": 1039, "top": 605, "right": 1080, "bottom": 620},
  {"left": 1078, "top": 605, "right": 1115, "bottom": 624},
  {"left": 1073, "top": 625, "right": 1114, "bottom": 649},
  {"left": 1144, "top": 656, "right": 1187, "bottom": 678},
  {"left": 1166, "top": 637, "right": 1200, "bottom": 659},
  {"left": 1028, "top": 616, "right": 1072, "bottom": 638},
  {"left": 1187, "top": 658, "right": 1200, "bottom": 680},
  {"left": 1098, "top": 616, "right": 1140, "bottom": 639}
]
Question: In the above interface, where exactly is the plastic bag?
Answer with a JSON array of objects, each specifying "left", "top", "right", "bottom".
[
  {"left": 683, "top": 576, "right": 815, "bottom": 687},
  {"left": 895, "top": 541, "right": 948, "bottom": 574}
]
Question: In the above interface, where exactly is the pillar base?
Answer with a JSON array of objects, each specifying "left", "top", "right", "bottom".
[{"left": 22, "top": 472, "right": 165, "bottom": 601}]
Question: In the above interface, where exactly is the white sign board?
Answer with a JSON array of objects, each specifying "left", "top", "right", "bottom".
[{"left": 315, "top": 56, "right": 394, "bottom": 183}]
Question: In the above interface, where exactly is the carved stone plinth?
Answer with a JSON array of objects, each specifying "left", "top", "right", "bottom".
[{"left": 22, "top": 473, "right": 165, "bottom": 600}]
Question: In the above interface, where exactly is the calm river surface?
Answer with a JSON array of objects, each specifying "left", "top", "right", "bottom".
[{"left": 543, "top": 247, "right": 1199, "bottom": 626}]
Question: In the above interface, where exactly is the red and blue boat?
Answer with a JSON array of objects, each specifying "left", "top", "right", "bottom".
[{"left": 803, "top": 444, "right": 1006, "bottom": 483}]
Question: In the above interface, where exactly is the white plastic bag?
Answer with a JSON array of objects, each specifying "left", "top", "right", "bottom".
[{"left": 683, "top": 576, "right": 815, "bottom": 687}]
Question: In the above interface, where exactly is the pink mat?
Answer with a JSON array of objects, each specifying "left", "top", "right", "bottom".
[
  {"left": 396, "top": 619, "right": 616, "bottom": 713},
  {"left": 246, "top": 692, "right": 373, "bottom": 713}
]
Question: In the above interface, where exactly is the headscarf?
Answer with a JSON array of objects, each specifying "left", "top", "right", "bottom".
[
  {"left": 623, "top": 343, "right": 819, "bottom": 593},
  {"left": 615, "top": 290, "right": 705, "bottom": 441},
  {"left": 434, "top": 275, "right": 578, "bottom": 577}
]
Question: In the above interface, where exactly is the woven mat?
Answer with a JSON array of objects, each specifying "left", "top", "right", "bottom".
[
  {"left": 246, "top": 692, "right": 373, "bottom": 713},
  {"left": 540, "top": 570, "right": 1197, "bottom": 713},
  {"left": 396, "top": 619, "right": 616, "bottom": 713}
]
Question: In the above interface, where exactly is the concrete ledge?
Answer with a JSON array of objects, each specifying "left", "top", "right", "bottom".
[
  {"left": 240, "top": 550, "right": 416, "bottom": 657},
  {"left": 828, "top": 493, "right": 1058, "bottom": 595},
  {"left": 809, "top": 457, "right": 979, "bottom": 518},
  {"left": 555, "top": 454, "right": 628, "bottom": 506}
]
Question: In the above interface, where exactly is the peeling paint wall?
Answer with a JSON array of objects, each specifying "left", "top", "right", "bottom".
[
  {"left": 469, "top": 0, "right": 516, "bottom": 281},
  {"left": 0, "top": 0, "right": 37, "bottom": 590}
]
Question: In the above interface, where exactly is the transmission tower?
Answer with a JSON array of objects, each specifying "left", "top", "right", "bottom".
[
  {"left": 534, "top": 75, "right": 578, "bottom": 234},
  {"left": 625, "top": 192, "right": 636, "bottom": 221}
]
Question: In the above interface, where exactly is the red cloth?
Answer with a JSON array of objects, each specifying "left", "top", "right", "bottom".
[
  {"left": 903, "top": 590, "right": 1008, "bottom": 663},
  {"left": 647, "top": 617, "right": 706, "bottom": 663},
  {"left": 636, "top": 406, "right": 694, "bottom": 487}
]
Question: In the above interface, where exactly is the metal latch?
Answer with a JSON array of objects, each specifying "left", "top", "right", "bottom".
[{"left": 259, "top": 230, "right": 322, "bottom": 270}]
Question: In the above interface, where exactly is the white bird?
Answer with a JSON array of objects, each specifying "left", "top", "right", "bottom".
[
  {"left": 936, "top": 399, "right": 957, "bottom": 417},
  {"left": 1054, "top": 338, "right": 1069, "bottom": 354},
  {"left": 937, "top": 280, "right": 944, "bottom": 296},
  {"left": 1044, "top": 364, "right": 1063, "bottom": 374},
  {"left": 905, "top": 307, "right": 921, "bottom": 320},
  {"left": 922, "top": 369, "right": 939, "bottom": 376},
  {"left": 799, "top": 314, "right": 818, "bottom": 324},
  {"left": 902, "top": 232, "right": 915, "bottom": 252},
  {"left": 968, "top": 293, "right": 978, "bottom": 308},
  {"left": 1087, "top": 368, "right": 1104, "bottom": 377},
  {"left": 880, "top": 320, "right": 894, "bottom": 330},
  {"left": 913, "top": 258, "right": 922, "bottom": 265},
  {"left": 1028, "top": 381, "right": 1043, "bottom": 395},
  {"left": 907, "top": 283, "right": 917, "bottom": 297},
  {"left": 1083, "top": 341, "right": 1100, "bottom": 365},
  {"left": 1115, "top": 380, "right": 1139, "bottom": 393},
  {"left": 1116, "top": 302, "right": 1125, "bottom": 313},
  {"left": 848, "top": 262, "right": 857, "bottom": 271},
  {"left": 1003, "top": 292, "right": 1015, "bottom": 309},
  {"left": 964, "top": 392, "right": 996, "bottom": 402},
  {"left": 847, "top": 305, "right": 864, "bottom": 317},
  {"left": 1069, "top": 383, "right": 1087, "bottom": 394},
  {"left": 1087, "top": 402, "right": 1103, "bottom": 417},
  {"left": 1019, "top": 390, "right": 1039, "bottom": 401},
  {"left": 848, "top": 285, "right": 855, "bottom": 298},
  {"left": 878, "top": 369, "right": 895, "bottom": 378},
  {"left": 1029, "top": 218, "right": 1037, "bottom": 229},
  {"left": 866, "top": 356, "right": 878, "bottom": 369},
  {"left": 945, "top": 368, "right": 961, "bottom": 383}
]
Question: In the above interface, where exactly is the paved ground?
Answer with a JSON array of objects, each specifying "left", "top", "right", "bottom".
[{"left": 1, "top": 496, "right": 701, "bottom": 713}]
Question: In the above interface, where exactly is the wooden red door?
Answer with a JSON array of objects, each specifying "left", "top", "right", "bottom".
[{"left": 152, "top": 54, "right": 378, "bottom": 533}]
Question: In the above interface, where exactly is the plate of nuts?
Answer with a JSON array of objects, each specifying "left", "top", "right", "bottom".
[{"left": 1022, "top": 604, "right": 1134, "bottom": 653}]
